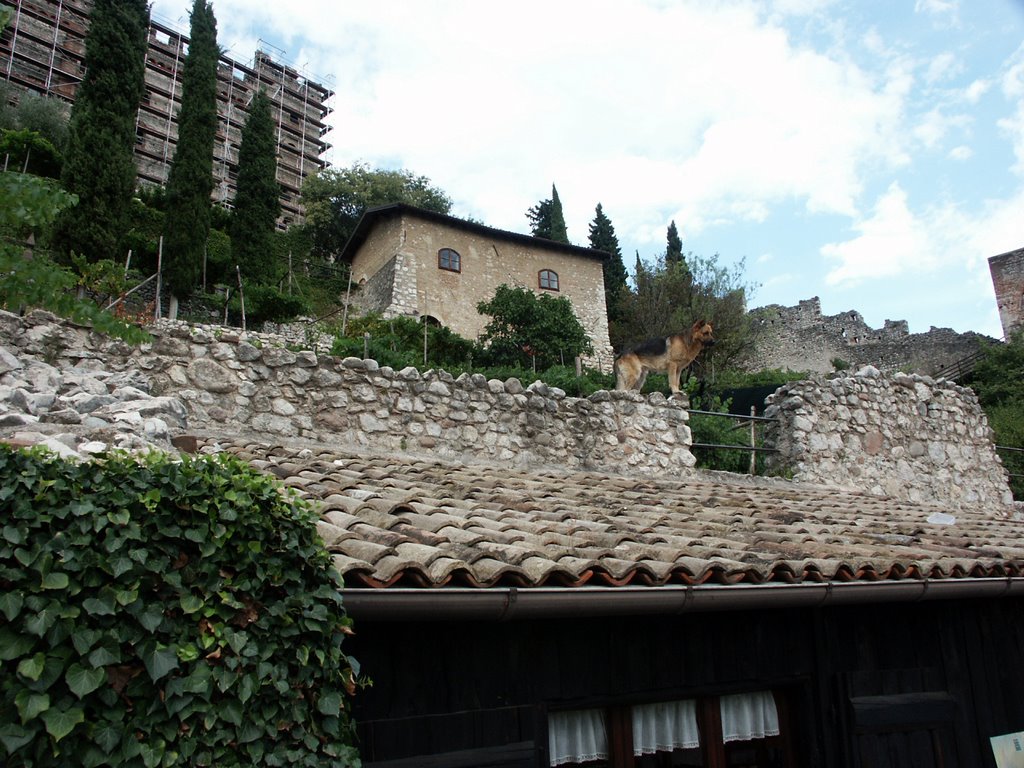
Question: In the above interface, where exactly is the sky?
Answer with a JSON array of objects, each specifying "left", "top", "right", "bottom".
[{"left": 149, "top": 0, "right": 1024, "bottom": 338}]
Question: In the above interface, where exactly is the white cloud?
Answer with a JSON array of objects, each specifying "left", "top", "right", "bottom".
[{"left": 948, "top": 145, "right": 973, "bottom": 160}]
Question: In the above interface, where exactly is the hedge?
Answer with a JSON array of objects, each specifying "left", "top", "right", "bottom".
[{"left": 0, "top": 445, "right": 361, "bottom": 766}]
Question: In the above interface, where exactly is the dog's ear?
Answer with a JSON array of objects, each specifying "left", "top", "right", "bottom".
[{"left": 692, "top": 318, "right": 707, "bottom": 329}]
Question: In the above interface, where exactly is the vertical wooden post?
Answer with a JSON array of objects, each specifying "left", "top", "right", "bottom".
[
  {"left": 154, "top": 236, "right": 163, "bottom": 320},
  {"left": 363, "top": 332, "right": 370, "bottom": 360},
  {"left": 341, "top": 268, "right": 353, "bottom": 335},
  {"left": 575, "top": 356, "right": 582, "bottom": 377},
  {"left": 235, "top": 265, "right": 246, "bottom": 332},
  {"left": 750, "top": 405, "right": 757, "bottom": 475}
]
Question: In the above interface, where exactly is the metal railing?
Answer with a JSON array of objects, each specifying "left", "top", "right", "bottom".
[{"left": 688, "top": 407, "right": 778, "bottom": 475}]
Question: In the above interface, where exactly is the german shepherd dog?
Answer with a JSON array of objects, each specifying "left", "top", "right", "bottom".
[{"left": 614, "top": 319, "right": 716, "bottom": 394}]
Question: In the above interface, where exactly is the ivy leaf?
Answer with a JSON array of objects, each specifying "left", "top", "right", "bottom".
[
  {"left": 2, "top": 524, "right": 24, "bottom": 545},
  {"left": 17, "top": 652, "right": 46, "bottom": 681},
  {"left": 41, "top": 706, "right": 85, "bottom": 742},
  {"left": 15, "top": 690, "right": 50, "bottom": 723},
  {"left": 0, "top": 591, "right": 24, "bottom": 621},
  {"left": 40, "top": 572, "right": 69, "bottom": 590},
  {"left": 179, "top": 594, "right": 203, "bottom": 614},
  {"left": 0, "top": 629, "right": 35, "bottom": 661},
  {"left": 66, "top": 663, "right": 106, "bottom": 698},
  {"left": 317, "top": 691, "right": 342, "bottom": 715},
  {"left": 92, "top": 721, "right": 122, "bottom": 754},
  {"left": 141, "top": 644, "right": 180, "bottom": 682},
  {"left": 24, "top": 605, "right": 59, "bottom": 636},
  {"left": 0, "top": 722, "right": 35, "bottom": 755}
]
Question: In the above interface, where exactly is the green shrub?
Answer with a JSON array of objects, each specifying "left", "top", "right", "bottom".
[
  {"left": 0, "top": 446, "right": 361, "bottom": 767},
  {"left": 229, "top": 284, "right": 311, "bottom": 327}
]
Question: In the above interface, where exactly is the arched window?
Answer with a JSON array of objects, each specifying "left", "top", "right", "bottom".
[
  {"left": 438, "top": 248, "right": 461, "bottom": 273},
  {"left": 539, "top": 269, "right": 559, "bottom": 291}
]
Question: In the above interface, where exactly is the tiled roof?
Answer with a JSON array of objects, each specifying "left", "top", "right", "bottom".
[{"left": 203, "top": 437, "right": 1024, "bottom": 591}]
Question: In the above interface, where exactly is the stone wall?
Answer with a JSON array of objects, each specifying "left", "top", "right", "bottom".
[
  {"left": 763, "top": 366, "right": 1013, "bottom": 513},
  {"left": 0, "top": 311, "right": 695, "bottom": 475},
  {"left": 989, "top": 246, "right": 1024, "bottom": 338},
  {"left": 741, "top": 296, "right": 992, "bottom": 376}
]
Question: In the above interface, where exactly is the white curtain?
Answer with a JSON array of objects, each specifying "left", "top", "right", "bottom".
[
  {"left": 549, "top": 708, "right": 608, "bottom": 766},
  {"left": 720, "top": 691, "right": 780, "bottom": 743},
  {"left": 632, "top": 699, "right": 700, "bottom": 755}
]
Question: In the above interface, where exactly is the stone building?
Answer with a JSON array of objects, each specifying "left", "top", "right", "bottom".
[
  {"left": 340, "top": 203, "right": 615, "bottom": 368},
  {"left": 0, "top": 0, "right": 333, "bottom": 225},
  {"left": 989, "top": 246, "right": 1024, "bottom": 338}
]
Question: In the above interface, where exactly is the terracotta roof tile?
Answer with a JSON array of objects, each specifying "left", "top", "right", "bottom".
[{"left": 201, "top": 437, "right": 1024, "bottom": 591}]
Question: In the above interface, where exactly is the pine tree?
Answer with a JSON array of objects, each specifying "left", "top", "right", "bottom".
[
  {"left": 53, "top": 0, "right": 149, "bottom": 263},
  {"left": 163, "top": 0, "right": 219, "bottom": 298},
  {"left": 526, "top": 183, "right": 569, "bottom": 243},
  {"left": 588, "top": 203, "right": 628, "bottom": 323},
  {"left": 231, "top": 89, "right": 280, "bottom": 284},
  {"left": 666, "top": 220, "right": 683, "bottom": 265}
]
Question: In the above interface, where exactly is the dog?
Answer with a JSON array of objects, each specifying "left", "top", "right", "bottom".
[{"left": 614, "top": 319, "right": 716, "bottom": 394}]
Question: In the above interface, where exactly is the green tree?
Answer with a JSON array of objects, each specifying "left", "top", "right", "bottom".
[
  {"left": 476, "top": 284, "right": 592, "bottom": 369},
  {"left": 230, "top": 89, "right": 280, "bottom": 284},
  {"left": 666, "top": 220, "right": 687, "bottom": 273},
  {"left": 162, "top": 0, "right": 219, "bottom": 298},
  {"left": 588, "top": 203, "right": 628, "bottom": 337},
  {"left": 52, "top": 0, "right": 149, "bottom": 264},
  {"left": 620, "top": 251, "right": 753, "bottom": 372},
  {"left": 301, "top": 162, "right": 453, "bottom": 260},
  {"left": 0, "top": 82, "right": 70, "bottom": 178},
  {"left": 526, "top": 183, "right": 569, "bottom": 243},
  {"left": 968, "top": 330, "right": 1024, "bottom": 499}
]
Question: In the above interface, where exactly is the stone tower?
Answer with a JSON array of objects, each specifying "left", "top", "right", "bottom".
[{"left": 989, "top": 247, "right": 1024, "bottom": 338}]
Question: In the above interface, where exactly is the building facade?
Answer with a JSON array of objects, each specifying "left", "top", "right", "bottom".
[
  {"left": 341, "top": 204, "right": 616, "bottom": 369},
  {"left": 0, "top": 0, "right": 333, "bottom": 225}
]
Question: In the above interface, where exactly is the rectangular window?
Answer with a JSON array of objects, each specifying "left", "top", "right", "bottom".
[{"left": 548, "top": 691, "right": 792, "bottom": 768}]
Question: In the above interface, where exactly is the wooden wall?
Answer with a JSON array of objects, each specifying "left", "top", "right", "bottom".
[{"left": 346, "top": 596, "right": 1024, "bottom": 768}]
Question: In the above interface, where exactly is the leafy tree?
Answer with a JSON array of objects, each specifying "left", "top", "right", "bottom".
[
  {"left": 230, "top": 89, "right": 280, "bottom": 284},
  {"left": 476, "top": 284, "right": 592, "bottom": 369},
  {"left": 0, "top": 129, "right": 62, "bottom": 179},
  {"left": 162, "top": 0, "right": 219, "bottom": 298},
  {"left": 0, "top": 446, "right": 361, "bottom": 767},
  {"left": 0, "top": 169, "right": 147, "bottom": 342},
  {"left": 967, "top": 330, "right": 1024, "bottom": 499},
  {"left": 0, "top": 87, "right": 69, "bottom": 153},
  {"left": 526, "top": 183, "right": 569, "bottom": 243},
  {"left": 52, "top": 0, "right": 149, "bottom": 264},
  {"left": 620, "top": 251, "right": 753, "bottom": 372},
  {"left": 301, "top": 162, "right": 453, "bottom": 260},
  {"left": 588, "top": 203, "right": 629, "bottom": 339}
]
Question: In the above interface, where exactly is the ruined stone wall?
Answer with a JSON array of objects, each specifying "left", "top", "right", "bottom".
[
  {"left": 989, "top": 247, "right": 1024, "bottom": 338},
  {"left": 763, "top": 366, "right": 1013, "bottom": 513},
  {"left": 0, "top": 311, "right": 694, "bottom": 476},
  {"left": 741, "top": 296, "right": 991, "bottom": 376}
]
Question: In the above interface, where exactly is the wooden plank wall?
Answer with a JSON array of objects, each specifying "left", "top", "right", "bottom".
[{"left": 346, "top": 597, "right": 1024, "bottom": 767}]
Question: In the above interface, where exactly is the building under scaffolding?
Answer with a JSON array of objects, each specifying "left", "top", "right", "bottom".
[{"left": 0, "top": 0, "right": 334, "bottom": 226}]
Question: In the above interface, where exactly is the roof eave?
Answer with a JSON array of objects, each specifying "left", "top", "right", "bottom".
[{"left": 341, "top": 577, "right": 1024, "bottom": 622}]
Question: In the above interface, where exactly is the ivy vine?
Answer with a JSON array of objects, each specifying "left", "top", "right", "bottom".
[{"left": 0, "top": 446, "right": 361, "bottom": 766}]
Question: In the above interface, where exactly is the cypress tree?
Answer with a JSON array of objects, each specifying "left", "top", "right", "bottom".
[
  {"left": 666, "top": 219, "right": 683, "bottom": 265},
  {"left": 588, "top": 203, "right": 628, "bottom": 322},
  {"left": 53, "top": 0, "right": 149, "bottom": 263},
  {"left": 163, "top": 0, "right": 219, "bottom": 298},
  {"left": 548, "top": 184, "right": 569, "bottom": 244},
  {"left": 526, "top": 183, "right": 569, "bottom": 244},
  {"left": 231, "top": 89, "right": 280, "bottom": 284}
]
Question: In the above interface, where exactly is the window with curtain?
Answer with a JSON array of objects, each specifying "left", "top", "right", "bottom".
[{"left": 548, "top": 690, "right": 790, "bottom": 768}]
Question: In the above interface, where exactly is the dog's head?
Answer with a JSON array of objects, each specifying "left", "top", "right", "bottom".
[{"left": 691, "top": 319, "right": 716, "bottom": 348}]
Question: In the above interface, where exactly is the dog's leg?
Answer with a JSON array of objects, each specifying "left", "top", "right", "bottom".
[{"left": 667, "top": 362, "right": 681, "bottom": 394}]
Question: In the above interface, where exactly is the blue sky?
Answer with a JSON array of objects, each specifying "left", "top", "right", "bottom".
[{"left": 151, "top": 0, "right": 1024, "bottom": 338}]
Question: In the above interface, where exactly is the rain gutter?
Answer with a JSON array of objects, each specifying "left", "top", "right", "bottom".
[{"left": 341, "top": 577, "right": 1024, "bottom": 622}]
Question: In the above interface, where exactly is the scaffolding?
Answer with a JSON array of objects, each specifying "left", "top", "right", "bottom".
[{"left": 0, "top": 0, "right": 334, "bottom": 226}]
